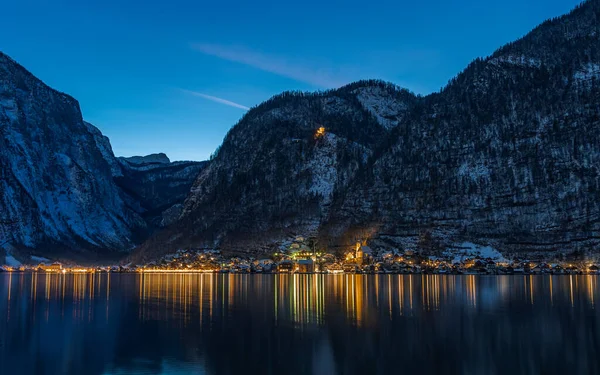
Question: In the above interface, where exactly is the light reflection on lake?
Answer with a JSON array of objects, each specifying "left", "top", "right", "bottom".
[{"left": 1, "top": 273, "right": 599, "bottom": 374}]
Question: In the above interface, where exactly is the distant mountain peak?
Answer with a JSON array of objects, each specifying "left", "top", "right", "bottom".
[{"left": 120, "top": 153, "right": 171, "bottom": 165}]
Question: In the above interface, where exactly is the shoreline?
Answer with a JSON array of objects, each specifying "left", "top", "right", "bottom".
[{"left": 1, "top": 270, "right": 598, "bottom": 276}]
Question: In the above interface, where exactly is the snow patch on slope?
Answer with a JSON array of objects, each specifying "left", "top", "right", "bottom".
[
  {"left": 0, "top": 98, "right": 18, "bottom": 123},
  {"left": 354, "top": 86, "right": 407, "bottom": 130},
  {"left": 4, "top": 255, "right": 21, "bottom": 267},
  {"left": 458, "top": 161, "right": 490, "bottom": 180},
  {"left": 306, "top": 133, "right": 338, "bottom": 202},
  {"left": 31, "top": 255, "right": 50, "bottom": 263},
  {"left": 574, "top": 63, "right": 600, "bottom": 83},
  {"left": 445, "top": 242, "right": 508, "bottom": 264},
  {"left": 489, "top": 55, "right": 541, "bottom": 68}
]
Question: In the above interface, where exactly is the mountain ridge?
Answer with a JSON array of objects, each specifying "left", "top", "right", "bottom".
[
  {"left": 2, "top": 1, "right": 599, "bottom": 264},
  {"left": 0, "top": 53, "right": 205, "bottom": 263},
  {"left": 133, "top": 0, "right": 600, "bottom": 261}
]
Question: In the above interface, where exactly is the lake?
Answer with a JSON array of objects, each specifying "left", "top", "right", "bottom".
[{"left": 0, "top": 273, "right": 599, "bottom": 374}]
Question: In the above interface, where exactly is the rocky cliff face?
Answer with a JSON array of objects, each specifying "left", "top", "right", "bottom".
[
  {"left": 3, "top": 1, "right": 599, "bottom": 262},
  {"left": 328, "top": 0, "right": 600, "bottom": 255},
  {"left": 138, "top": 0, "right": 600, "bottom": 260},
  {"left": 0, "top": 52, "right": 147, "bottom": 258},
  {"left": 116, "top": 156, "right": 206, "bottom": 229},
  {"left": 0, "top": 53, "right": 205, "bottom": 261},
  {"left": 132, "top": 82, "right": 416, "bottom": 257}
]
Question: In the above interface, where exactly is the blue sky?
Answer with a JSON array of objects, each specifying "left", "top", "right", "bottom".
[{"left": 1, "top": 0, "right": 582, "bottom": 161}]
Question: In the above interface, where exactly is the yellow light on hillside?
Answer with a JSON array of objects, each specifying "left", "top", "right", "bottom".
[{"left": 315, "top": 126, "right": 326, "bottom": 139}]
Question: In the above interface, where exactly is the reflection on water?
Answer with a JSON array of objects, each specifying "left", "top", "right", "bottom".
[{"left": 1, "top": 274, "right": 600, "bottom": 374}]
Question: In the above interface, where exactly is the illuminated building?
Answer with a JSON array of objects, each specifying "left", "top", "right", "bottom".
[
  {"left": 278, "top": 260, "right": 294, "bottom": 273},
  {"left": 315, "top": 126, "right": 326, "bottom": 139},
  {"left": 38, "top": 262, "right": 63, "bottom": 272},
  {"left": 343, "top": 263, "right": 360, "bottom": 273},
  {"left": 296, "top": 259, "right": 314, "bottom": 273}
]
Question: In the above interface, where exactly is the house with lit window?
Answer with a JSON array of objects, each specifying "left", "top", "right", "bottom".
[{"left": 38, "top": 262, "right": 62, "bottom": 272}]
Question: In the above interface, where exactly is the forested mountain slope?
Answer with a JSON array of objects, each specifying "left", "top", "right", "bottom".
[{"left": 138, "top": 0, "right": 600, "bottom": 260}]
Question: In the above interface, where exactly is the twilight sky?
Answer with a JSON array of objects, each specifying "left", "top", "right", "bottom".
[{"left": 1, "top": 0, "right": 582, "bottom": 161}]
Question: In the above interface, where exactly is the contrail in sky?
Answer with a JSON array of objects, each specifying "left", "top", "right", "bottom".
[
  {"left": 182, "top": 89, "right": 250, "bottom": 110},
  {"left": 191, "top": 43, "right": 348, "bottom": 88}
]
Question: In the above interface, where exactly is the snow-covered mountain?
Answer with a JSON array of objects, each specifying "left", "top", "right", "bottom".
[
  {"left": 136, "top": 0, "right": 600, "bottom": 260},
  {"left": 3, "top": 1, "right": 600, "bottom": 263},
  {"left": 0, "top": 52, "right": 146, "bottom": 258},
  {"left": 327, "top": 0, "right": 600, "bottom": 255},
  {"left": 0, "top": 52, "right": 204, "bottom": 261},
  {"left": 133, "top": 81, "right": 416, "bottom": 259}
]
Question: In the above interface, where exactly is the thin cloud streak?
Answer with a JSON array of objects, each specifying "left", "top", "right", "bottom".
[
  {"left": 191, "top": 43, "right": 348, "bottom": 88},
  {"left": 182, "top": 89, "right": 250, "bottom": 110}
]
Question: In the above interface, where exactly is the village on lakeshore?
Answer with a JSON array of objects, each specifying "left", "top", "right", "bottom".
[{"left": 2, "top": 236, "right": 600, "bottom": 275}]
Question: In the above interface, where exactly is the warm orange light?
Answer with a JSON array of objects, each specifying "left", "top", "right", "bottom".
[
  {"left": 140, "top": 269, "right": 216, "bottom": 273},
  {"left": 315, "top": 126, "right": 326, "bottom": 138}
]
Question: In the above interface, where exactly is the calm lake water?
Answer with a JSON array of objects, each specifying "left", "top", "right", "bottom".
[{"left": 0, "top": 273, "right": 599, "bottom": 375}]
